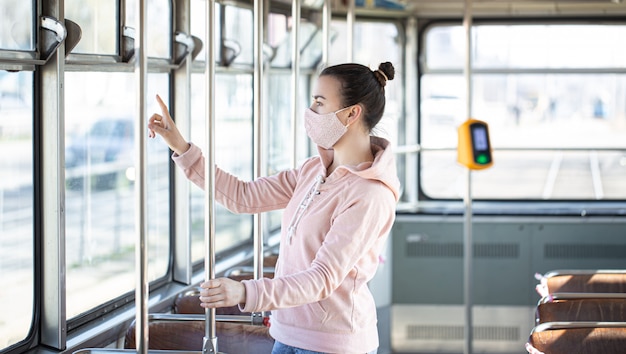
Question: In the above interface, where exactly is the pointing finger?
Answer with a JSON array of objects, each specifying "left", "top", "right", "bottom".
[{"left": 155, "top": 94, "right": 170, "bottom": 119}]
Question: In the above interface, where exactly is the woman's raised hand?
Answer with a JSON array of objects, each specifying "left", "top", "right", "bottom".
[{"left": 148, "top": 94, "right": 190, "bottom": 156}]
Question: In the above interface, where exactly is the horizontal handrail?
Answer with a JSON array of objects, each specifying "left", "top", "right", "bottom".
[
  {"left": 532, "top": 321, "right": 626, "bottom": 333},
  {"left": 538, "top": 292, "right": 626, "bottom": 305},
  {"left": 149, "top": 313, "right": 267, "bottom": 326},
  {"left": 543, "top": 269, "right": 626, "bottom": 278}
]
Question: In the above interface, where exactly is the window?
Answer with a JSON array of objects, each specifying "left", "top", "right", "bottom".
[
  {"left": 64, "top": 72, "right": 170, "bottom": 318},
  {"left": 0, "top": 70, "right": 34, "bottom": 350},
  {"left": 0, "top": 1, "right": 33, "bottom": 50},
  {"left": 61, "top": 0, "right": 174, "bottom": 320},
  {"left": 125, "top": 0, "right": 172, "bottom": 58},
  {"left": 224, "top": 6, "right": 254, "bottom": 65},
  {"left": 65, "top": 0, "right": 117, "bottom": 54},
  {"left": 421, "top": 23, "right": 626, "bottom": 200},
  {"left": 189, "top": 74, "right": 254, "bottom": 262}
]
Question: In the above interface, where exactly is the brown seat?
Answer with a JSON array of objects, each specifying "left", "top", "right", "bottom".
[
  {"left": 538, "top": 271, "right": 626, "bottom": 295},
  {"left": 536, "top": 297, "right": 626, "bottom": 324},
  {"left": 124, "top": 318, "right": 274, "bottom": 353},
  {"left": 174, "top": 288, "right": 250, "bottom": 316},
  {"left": 263, "top": 253, "right": 278, "bottom": 268},
  {"left": 224, "top": 267, "right": 275, "bottom": 282},
  {"left": 174, "top": 267, "right": 274, "bottom": 316},
  {"left": 526, "top": 322, "right": 626, "bottom": 354}
]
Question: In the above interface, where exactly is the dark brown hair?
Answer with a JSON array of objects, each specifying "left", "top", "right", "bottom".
[{"left": 320, "top": 62, "right": 395, "bottom": 132}]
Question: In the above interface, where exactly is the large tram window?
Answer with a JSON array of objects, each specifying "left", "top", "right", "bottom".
[
  {"left": 472, "top": 25, "right": 626, "bottom": 69},
  {"left": 190, "top": 1, "right": 252, "bottom": 66},
  {"left": 64, "top": 72, "right": 170, "bottom": 319},
  {"left": 0, "top": 71, "right": 33, "bottom": 350},
  {"left": 190, "top": 74, "right": 254, "bottom": 263},
  {"left": 125, "top": 0, "right": 172, "bottom": 58},
  {"left": 0, "top": 1, "right": 33, "bottom": 50},
  {"left": 223, "top": 6, "right": 253, "bottom": 65},
  {"left": 270, "top": 21, "right": 324, "bottom": 68},
  {"left": 190, "top": 0, "right": 222, "bottom": 64},
  {"left": 65, "top": 0, "right": 116, "bottom": 54},
  {"left": 421, "top": 23, "right": 626, "bottom": 200}
]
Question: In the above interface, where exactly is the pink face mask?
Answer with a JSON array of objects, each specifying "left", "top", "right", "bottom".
[{"left": 304, "top": 107, "right": 350, "bottom": 149}]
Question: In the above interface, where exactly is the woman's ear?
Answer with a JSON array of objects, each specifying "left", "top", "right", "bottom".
[{"left": 346, "top": 104, "right": 363, "bottom": 126}]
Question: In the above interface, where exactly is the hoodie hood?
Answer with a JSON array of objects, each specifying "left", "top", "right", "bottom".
[{"left": 317, "top": 136, "right": 401, "bottom": 202}]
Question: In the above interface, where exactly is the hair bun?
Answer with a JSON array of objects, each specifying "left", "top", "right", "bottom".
[{"left": 375, "top": 62, "right": 395, "bottom": 87}]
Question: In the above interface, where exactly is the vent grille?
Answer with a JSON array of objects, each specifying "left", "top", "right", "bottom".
[
  {"left": 406, "top": 242, "right": 519, "bottom": 259},
  {"left": 406, "top": 325, "right": 520, "bottom": 342},
  {"left": 544, "top": 244, "right": 626, "bottom": 259}
]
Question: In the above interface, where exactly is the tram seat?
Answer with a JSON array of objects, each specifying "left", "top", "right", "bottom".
[
  {"left": 535, "top": 270, "right": 626, "bottom": 297},
  {"left": 535, "top": 295, "right": 626, "bottom": 324},
  {"left": 225, "top": 266, "right": 276, "bottom": 282},
  {"left": 525, "top": 322, "right": 626, "bottom": 354},
  {"left": 124, "top": 317, "right": 274, "bottom": 353},
  {"left": 262, "top": 252, "right": 279, "bottom": 267},
  {"left": 174, "top": 287, "right": 247, "bottom": 316}
]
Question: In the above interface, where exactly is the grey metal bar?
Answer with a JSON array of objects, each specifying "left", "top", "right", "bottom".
[
  {"left": 203, "top": 0, "right": 218, "bottom": 352},
  {"left": 462, "top": 168, "right": 473, "bottom": 354},
  {"left": 532, "top": 321, "right": 626, "bottom": 333},
  {"left": 135, "top": 0, "right": 150, "bottom": 352},
  {"left": 539, "top": 293, "right": 626, "bottom": 304},
  {"left": 462, "top": 1, "right": 473, "bottom": 354},
  {"left": 412, "top": 147, "right": 626, "bottom": 153},
  {"left": 173, "top": 0, "right": 193, "bottom": 285},
  {"left": 291, "top": 0, "right": 301, "bottom": 168},
  {"left": 73, "top": 350, "right": 201, "bottom": 354},
  {"left": 346, "top": 0, "right": 355, "bottom": 62},
  {"left": 322, "top": 0, "right": 331, "bottom": 66},
  {"left": 40, "top": 0, "right": 67, "bottom": 349},
  {"left": 544, "top": 269, "right": 626, "bottom": 277},
  {"left": 148, "top": 313, "right": 266, "bottom": 325},
  {"left": 424, "top": 67, "right": 626, "bottom": 75},
  {"left": 404, "top": 16, "right": 419, "bottom": 204},
  {"left": 253, "top": 0, "right": 265, "bottom": 284}
]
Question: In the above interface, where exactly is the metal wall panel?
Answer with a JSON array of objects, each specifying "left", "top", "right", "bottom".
[{"left": 391, "top": 214, "right": 626, "bottom": 353}]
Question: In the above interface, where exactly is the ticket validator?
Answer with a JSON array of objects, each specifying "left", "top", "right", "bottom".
[{"left": 457, "top": 119, "right": 493, "bottom": 170}]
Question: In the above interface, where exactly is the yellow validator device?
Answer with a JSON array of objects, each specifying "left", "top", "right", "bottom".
[{"left": 457, "top": 119, "right": 493, "bottom": 170}]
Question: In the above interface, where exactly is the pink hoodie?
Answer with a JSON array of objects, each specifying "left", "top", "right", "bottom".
[{"left": 172, "top": 136, "right": 400, "bottom": 353}]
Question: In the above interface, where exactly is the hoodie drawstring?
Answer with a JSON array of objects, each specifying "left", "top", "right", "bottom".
[{"left": 287, "top": 174, "right": 324, "bottom": 244}]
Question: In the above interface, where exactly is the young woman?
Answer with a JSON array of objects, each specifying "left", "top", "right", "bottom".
[{"left": 148, "top": 62, "right": 400, "bottom": 354}]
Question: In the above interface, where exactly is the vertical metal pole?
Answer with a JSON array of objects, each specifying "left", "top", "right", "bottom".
[
  {"left": 253, "top": 0, "right": 265, "bottom": 284},
  {"left": 291, "top": 0, "right": 301, "bottom": 168},
  {"left": 346, "top": 0, "right": 355, "bottom": 62},
  {"left": 463, "top": 1, "right": 473, "bottom": 354},
  {"left": 203, "top": 0, "right": 218, "bottom": 352},
  {"left": 322, "top": 0, "right": 331, "bottom": 66},
  {"left": 464, "top": 1, "right": 473, "bottom": 118},
  {"left": 40, "top": 0, "right": 66, "bottom": 350},
  {"left": 134, "top": 0, "right": 149, "bottom": 352},
  {"left": 405, "top": 16, "right": 419, "bottom": 204},
  {"left": 173, "top": 0, "right": 193, "bottom": 285},
  {"left": 463, "top": 170, "right": 472, "bottom": 354}
]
